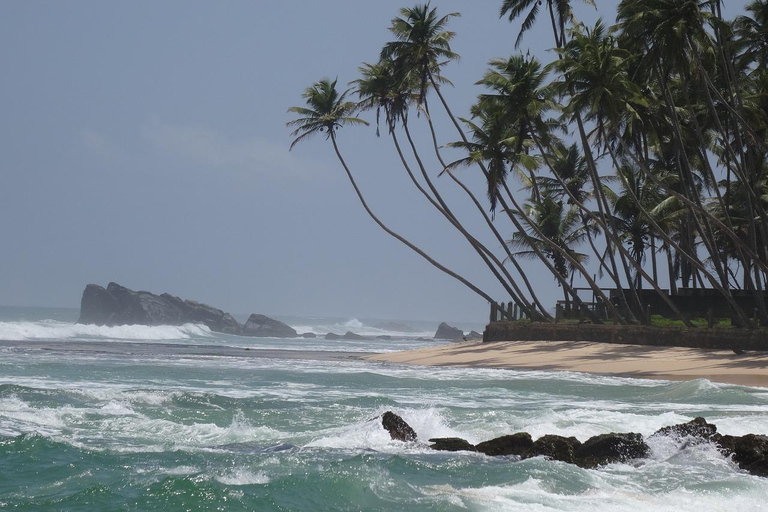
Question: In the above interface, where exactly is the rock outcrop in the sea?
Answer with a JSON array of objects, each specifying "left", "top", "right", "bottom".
[
  {"left": 382, "top": 415, "right": 768, "bottom": 478},
  {"left": 381, "top": 411, "right": 417, "bottom": 442},
  {"left": 467, "top": 330, "right": 483, "bottom": 340},
  {"left": 78, "top": 282, "right": 241, "bottom": 334},
  {"left": 78, "top": 282, "right": 296, "bottom": 338},
  {"left": 242, "top": 314, "right": 297, "bottom": 338},
  {"left": 434, "top": 322, "right": 464, "bottom": 341}
]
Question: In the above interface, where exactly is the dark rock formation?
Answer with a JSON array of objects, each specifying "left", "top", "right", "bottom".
[
  {"left": 325, "top": 333, "right": 341, "bottom": 340},
  {"left": 434, "top": 322, "right": 464, "bottom": 341},
  {"left": 376, "top": 335, "right": 392, "bottom": 340},
  {"left": 382, "top": 414, "right": 768, "bottom": 478},
  {"left": 381, "top": 411, "right": 417, "bottom": 442},
  {"left": 474, "top": 433, "right": 533, "bottom": 457},
  {"left": 242, "top": 314, "right": 297, "bottom": 338},
  {"left": 467, "top": 330, "right": 483, "bottom": 340},
  {"left": 716, "top": 434, "right": 768, "bottom": 477},
  {"left": 575, "top": 433, "right": 649, "bottom": 468},
  {"left": 78, "top": 282, "right": 240, "bottom": 334},
  {"left": 652, "top": 417, "right": 717, "bottom": 440},
  {"left": 429, "top": 437, "right": 476, "bottom": 452},
  {"left": 532, "top": 435, "right": 581, "bottom": 464},
  {"left": 300, "top": 332, "right": 317, "bottom": 338},
  {"left": 374, "top": 321, "right": 417, "bottom": 333}
]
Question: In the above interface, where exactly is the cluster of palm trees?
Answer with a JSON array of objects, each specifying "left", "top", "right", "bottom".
[{"left": 288, "top": 0, "right": 768, "bottom": 328}]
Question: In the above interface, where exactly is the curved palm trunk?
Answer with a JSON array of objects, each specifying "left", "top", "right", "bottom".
[
  {"left": 329, "top": 132, "right": 496, "bottom": 304},
  {"left": 420, "top": 102, "right": 552, "bottom": 320},
  {"left": 427, "top": 69, "right": 622, "bottom": 323},
  {"left": 389, "top": 125, "right": 540, "bottom": 319}
]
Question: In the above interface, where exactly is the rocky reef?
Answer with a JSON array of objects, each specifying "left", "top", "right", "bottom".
[
  {"left": 78, "top": 282, "right": 295, "bottom": 338},
  {"left": 380, "top": 413, "right": 768, "bottom": 477}
]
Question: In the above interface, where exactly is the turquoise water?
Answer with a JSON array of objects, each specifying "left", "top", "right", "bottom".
[{"left": 1, "top": 308, "right": 767, "bottom": 511}]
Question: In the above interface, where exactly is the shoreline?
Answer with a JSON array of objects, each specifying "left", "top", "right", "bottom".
[{"left": 367, "top": 340, "right": 768, "bottom": 388}]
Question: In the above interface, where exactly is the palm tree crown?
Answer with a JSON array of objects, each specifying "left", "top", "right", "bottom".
[
  {"left": 287, "top": 78, "right": 368, "bottom": 150},
  {"left": 381, "top": 2, "right": 460, "bottom": 102}
]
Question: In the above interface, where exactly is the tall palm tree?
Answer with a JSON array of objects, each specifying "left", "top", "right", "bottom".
[
  {"left": 353, "top": 59, "right": 544, "bottom": 319},
  {"left": 288, "top": 78, "right": 496, "bottom": 304},
  {"left": 381, "top": 3, "right": 459, "bottom": 105}
]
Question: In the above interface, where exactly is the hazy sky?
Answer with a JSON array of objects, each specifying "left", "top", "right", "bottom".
[{"left": 0, "top": 1, "right": 750, "bottom": 322}]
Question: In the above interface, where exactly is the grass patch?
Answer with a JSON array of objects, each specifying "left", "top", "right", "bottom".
[{"left": 650, "top": 314, "right": 733, "bottom": 328}]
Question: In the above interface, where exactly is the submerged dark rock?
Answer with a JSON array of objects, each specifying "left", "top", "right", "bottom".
[
  {"left": 342, "top": 331, "right": 367, "bottom": 340},
  {"left": 716, "top": 434, "right": 768, "bottom": 477},
  {"left": 652, "top": 416, "right": 717, "bottom": 440},
  {"left": 78, "top": 282, "right": 240, "bottom": 334},
  {"left": 391, "top": 414, "right": 768, "bottom": 478},
  {"left": 531, "top": 435, "right": 581, "bottom": 464},
  {"left": 381, "top": 411, "right": 417, "bottom": 442},
  {"left": 429, "top": 437, "right": 476, "bottom": 452},
  {"left": 300, "top": 332, "right": 317, "bottom": 338},
  {"left": 325, "top": 333, "right": 341, "bottom": 340},
  {"left": 434, "top": 322, "right": 464, "bottom": 341},
  {"left": 242, "top": 314, "right": 297, "bottom": 338},
  {"left": 575, "top": 433, "right": 649, "bottom": 468},
  {"left": 474, "top": 433, "right": 533, "bottom": 457}
]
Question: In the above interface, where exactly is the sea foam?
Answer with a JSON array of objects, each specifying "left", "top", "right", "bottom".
[{"left": 0, "top": 320, "right": 213, "bottom": 341}]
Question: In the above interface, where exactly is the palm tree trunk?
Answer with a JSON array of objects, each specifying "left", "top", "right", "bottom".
[
  {"left": 329, "top": 132, "right": 496, "bottom": 304},
  {"left": 419, "top": 99, "right": 553, "bottom": 320},
  {"left": 389, "top": 124, "right": 540, "bottom": 319},
  {"left": 426, "top": 70, "right": 619, "bottom": 323}
]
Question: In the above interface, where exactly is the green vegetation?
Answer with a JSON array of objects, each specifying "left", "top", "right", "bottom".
[
  {"left": 649, "top": 315, "right": 733, "bottom": 329},
  {"left": 289, "top": 1, "right": 768, "bottom": 329}
]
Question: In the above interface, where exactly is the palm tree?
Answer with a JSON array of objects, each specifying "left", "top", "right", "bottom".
[
  {"left": 288, "top": 78, "right": 496, "bottom": 304},
  {"left": 381, "top": 3, "right": 459, "bottom": 105},
  {"left": 535, "top": 143, "right": 591, "bottom": 205},
  {"left": 735, "top": 0, "right": 768, "bottom": 70},
  {"left": 352, "top": 59, "right": 544, "bottom": 319},
  {"left": 500, "top": 0, "right": 596, "bottom": 48},
  {"left": 508, "top": 193, "right": 591, "bottom": 308}
]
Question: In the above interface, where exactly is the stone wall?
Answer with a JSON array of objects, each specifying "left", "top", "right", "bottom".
[{"left": 483, "top": 322, "right": 768, "bottom": 351}]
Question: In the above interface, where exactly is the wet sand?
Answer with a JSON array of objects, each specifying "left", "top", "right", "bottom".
[{"left": 367, "top": 340, "right": 768, "bottom": 387}]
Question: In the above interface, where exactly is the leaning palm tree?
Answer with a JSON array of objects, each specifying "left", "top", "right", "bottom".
[
  {"left": 352, "top": 60, "right": 543, "bottom": 319},
  {"left": 381, "top": 3, "right": 459, "bottom": 105},
  {"left": 288, "top": 78, "right": 496, "bottom": 304}
]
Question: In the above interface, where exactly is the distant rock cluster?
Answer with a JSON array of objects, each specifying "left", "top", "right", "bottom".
[
  {"left": 78, "top": 283, "right": 297, "bottom": 338},
  {"left": 78, "top": 283, "right": 485, "bottom": 342},
  {"left": 381, "top": 413, "right": 768, "bottom": 477},
  {"left": 433, "top": 322, "right": 483, "bottom": 341}
]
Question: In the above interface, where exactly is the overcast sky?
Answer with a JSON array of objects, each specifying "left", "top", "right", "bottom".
[{"left": 0, "top": 1, "right": 750, "bottom": 322}]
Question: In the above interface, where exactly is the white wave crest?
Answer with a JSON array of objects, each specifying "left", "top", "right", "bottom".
[
  {"left": 0, "top": 320, "right": 213, "bottom": 341},
  {"left": 214, "top": 468, "right": 270, "bottom": 486}
]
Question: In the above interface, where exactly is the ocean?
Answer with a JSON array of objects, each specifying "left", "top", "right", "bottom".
[{"left": 1, "top": 306, "right": 767, "bottom": 511}]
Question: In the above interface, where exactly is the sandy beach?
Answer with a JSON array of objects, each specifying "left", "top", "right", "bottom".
[{"left": 368, "top": 340, "right": 768, "bottom": 388}]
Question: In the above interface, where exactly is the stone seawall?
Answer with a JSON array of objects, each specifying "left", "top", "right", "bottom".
[{"left": 483, "top": 322, "right": 768, "bottom": 351}]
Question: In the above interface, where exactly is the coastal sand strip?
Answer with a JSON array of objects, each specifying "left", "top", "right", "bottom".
[{"left": 367, "top": 340, "right": 768, "bottom": 388}]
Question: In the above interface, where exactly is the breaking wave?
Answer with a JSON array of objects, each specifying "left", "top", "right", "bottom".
[{"left": 0, "top": 320, "right": 213, "bottom": 341}]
